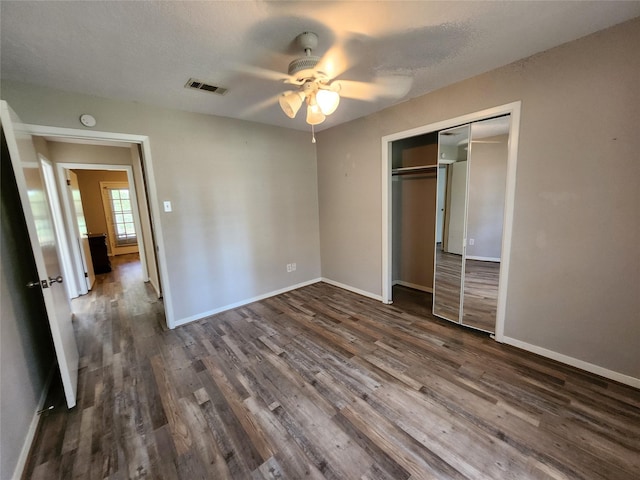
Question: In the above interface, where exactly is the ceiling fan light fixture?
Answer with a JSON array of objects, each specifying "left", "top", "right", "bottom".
[
  {"left": 306, "top": 102, "right": 326, "bottom": 125},
  {"left": 279, "top": 91, "right": 305, "bottom": 118},
  {"left": 316, "top": 89, "right": 340, "bottom": 115}
]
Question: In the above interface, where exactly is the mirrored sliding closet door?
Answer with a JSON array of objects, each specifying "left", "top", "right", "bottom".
[{"left": 433, "top": 116, "right": 510, "bottom": 333}]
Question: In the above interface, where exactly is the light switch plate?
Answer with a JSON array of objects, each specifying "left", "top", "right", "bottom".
[{"left": 163, "top": 201, "right": 172, "bottom": 212}]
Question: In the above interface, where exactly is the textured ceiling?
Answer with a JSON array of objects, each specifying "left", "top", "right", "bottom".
[{"left": 1, "top": 1, "right": 639, "bottom": 132}]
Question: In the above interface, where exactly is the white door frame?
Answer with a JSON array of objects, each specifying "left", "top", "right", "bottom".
[
  {"left": 23, "top": 123, "right": 175, "bottom": 329},
  {"left": 381, "top": 101, "right": 521, "bottom": 342}
]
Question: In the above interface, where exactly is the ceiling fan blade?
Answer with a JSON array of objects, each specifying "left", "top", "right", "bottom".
[
  {"left": 372, "top": 75, "right": 413, "bottom": 98},
  {"left": 316, "top": 33, "right": 368, "bottom": 80},
  {"left": 337, "top": 75, "right": 412, "bottom": 101},
  {"left": 234, "top": 64, "right": 292, "bottom": 83},
  {"left": 334, "top": 80, "right": 379, "bottom": 101},
  {"left": 315, "top": 45, "right": 348, "bottom": 80},
  {"left": 237, "top": 94, "right": 280, "bottom": 118},
  {"left": 316, "top": 42, "right": 353, "bottom": 80}
]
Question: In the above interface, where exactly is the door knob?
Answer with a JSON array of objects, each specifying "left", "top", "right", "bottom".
[
  {"left": 26, "top": 280, "right": 43, "bottom": 289},
  {"left": 48, "top": 275, "right": 63, "bottom": 286}
]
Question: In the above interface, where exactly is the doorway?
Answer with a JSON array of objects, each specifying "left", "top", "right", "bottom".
[
  {"left": 35, "top": 137, "right": 160, "bottom": 302},
  {"left": 55, "top": 159, "right": 156, "bottom": 297},
  {"left": 23, "top": 123, "right": 176, "bottom": 328}
]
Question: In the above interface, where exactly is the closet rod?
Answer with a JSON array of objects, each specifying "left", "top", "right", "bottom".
[{"left": 392, "top": 164, "right": 438, "bottom": 176}]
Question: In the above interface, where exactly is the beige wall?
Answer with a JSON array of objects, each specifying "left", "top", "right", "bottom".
[
  {"left": 1, "top": 83, "right": 322, "bottom": 324},
  {"left": 316, "top": 19, "right": 640, "bottom": 379},
  {"left": 47, "top": 141, "right": 132, "bottom": 166}
]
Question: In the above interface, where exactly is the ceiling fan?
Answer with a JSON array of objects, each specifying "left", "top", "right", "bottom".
[
  {"left": 242, "top": 31, "right": 412, "bottom": 136},
  {"left": 277, "top": 31, "right": 344, "bottom": 127}
]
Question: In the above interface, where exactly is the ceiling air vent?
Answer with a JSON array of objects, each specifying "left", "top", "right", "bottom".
[{"left": 185, "top": 78, "right": 228, "bottom": 95}]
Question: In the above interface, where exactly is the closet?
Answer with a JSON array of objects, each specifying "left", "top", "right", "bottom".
[
  {"left": 391, "top": 133, "right": 439, "bottom": 295},
  {"left": 391, "top": 115, "right": 512, "bottom": 335}
]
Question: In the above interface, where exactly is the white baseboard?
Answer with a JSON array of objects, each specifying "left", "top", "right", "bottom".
[
  {"left": 320, "top": 277, "right": 383, "bottom": 301},
  {"left": 393, "top": 280, "right": 433, "bottom": 293},
  {"left": 173, "top": 278, "right": 323, "bottom": 328},
  {"left": 499, "top": 336, "right": 640, "bottom": 389},
  {"left": 12, "top": 367, "right": 56, "bottom": 480},
  {"left": 466, "top": 255, "right": 501, "bottom": 262}
]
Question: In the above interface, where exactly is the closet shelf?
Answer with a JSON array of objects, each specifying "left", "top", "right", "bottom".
[{"left": 392, "top": 165, "right": 438, "bottom": 175}]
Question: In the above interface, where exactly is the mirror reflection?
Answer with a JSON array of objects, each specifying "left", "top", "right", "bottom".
[
  {"left": 461, "top": 118, "right": 509, "bottom": 331},
  {"left": 432, "top": 116, "right": 510, "bottom": 333},
  {"left": 433, "top": 124, "right": 469, "bottom": 322}
]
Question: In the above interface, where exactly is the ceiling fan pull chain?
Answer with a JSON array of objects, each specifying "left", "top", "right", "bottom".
[{"left": 311, "top": 124, "right": 316, "bottom": 143}]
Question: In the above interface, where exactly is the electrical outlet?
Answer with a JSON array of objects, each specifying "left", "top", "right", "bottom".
[
  {"left": 286, "top": 264, "right": 292, "bottom": 272},
  {"left": 291, "top": 263, "right": 296, "bottom": 271},
  {"left": 469, "top": 238, "right": 475, "bottom": 246}
]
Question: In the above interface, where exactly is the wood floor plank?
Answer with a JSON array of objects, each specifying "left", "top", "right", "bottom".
[
  {"left": 23, "top": 255, "right": 640, "bottom": 479},
  {"left": 201, "top": 354, "right": 274, "bottom": 461},
  {"left": 339, "top": 403, "right": 466, "bottom": 480},
  {"left": 244, "top": 396, "right": 326, "bottom": 480},
  {"left": 148, "top": 425, "right": 180, "bottom": 480},
  {"left": 150, "top": 354, "right": 192, "bottom": 456},
  {"left": 179, "top": 395, "right": 233, "bottom": 479}
]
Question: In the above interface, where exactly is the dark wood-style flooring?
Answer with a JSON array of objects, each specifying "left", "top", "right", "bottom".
[{"left": 25, "top": 254, "right": 640, "bottom": 479}]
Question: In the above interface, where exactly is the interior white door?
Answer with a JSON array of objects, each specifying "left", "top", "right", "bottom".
[
  {"left": 1, "top": 101, "right": 79, "bottom": 408},
  {"left": 68, "top": 169, "right": 95, "bottom": 290},
  {"left": 41, "top": 157, "right": 80, "bottom": 299}
]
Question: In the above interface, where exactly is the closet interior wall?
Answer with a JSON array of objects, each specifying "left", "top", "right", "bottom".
[{"left": 391, "top": 136, "right": 438, "bottom": 294}]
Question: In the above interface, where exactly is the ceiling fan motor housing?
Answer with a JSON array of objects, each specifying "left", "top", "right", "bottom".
[
  {"left": 288, "top": 55, "right": 321, "bottom": 77},
  {"left": 288, "top": 32, "right": 325, "bottom": 80}
]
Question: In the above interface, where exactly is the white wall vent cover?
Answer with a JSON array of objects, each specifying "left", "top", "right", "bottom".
[{"left": 185, "top": 78, "right": 228, "bottom": 95}]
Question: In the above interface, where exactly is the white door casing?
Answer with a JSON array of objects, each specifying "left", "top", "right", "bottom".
[{"left": 1, "top": 101, "right": 79, "bottom": 408}]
